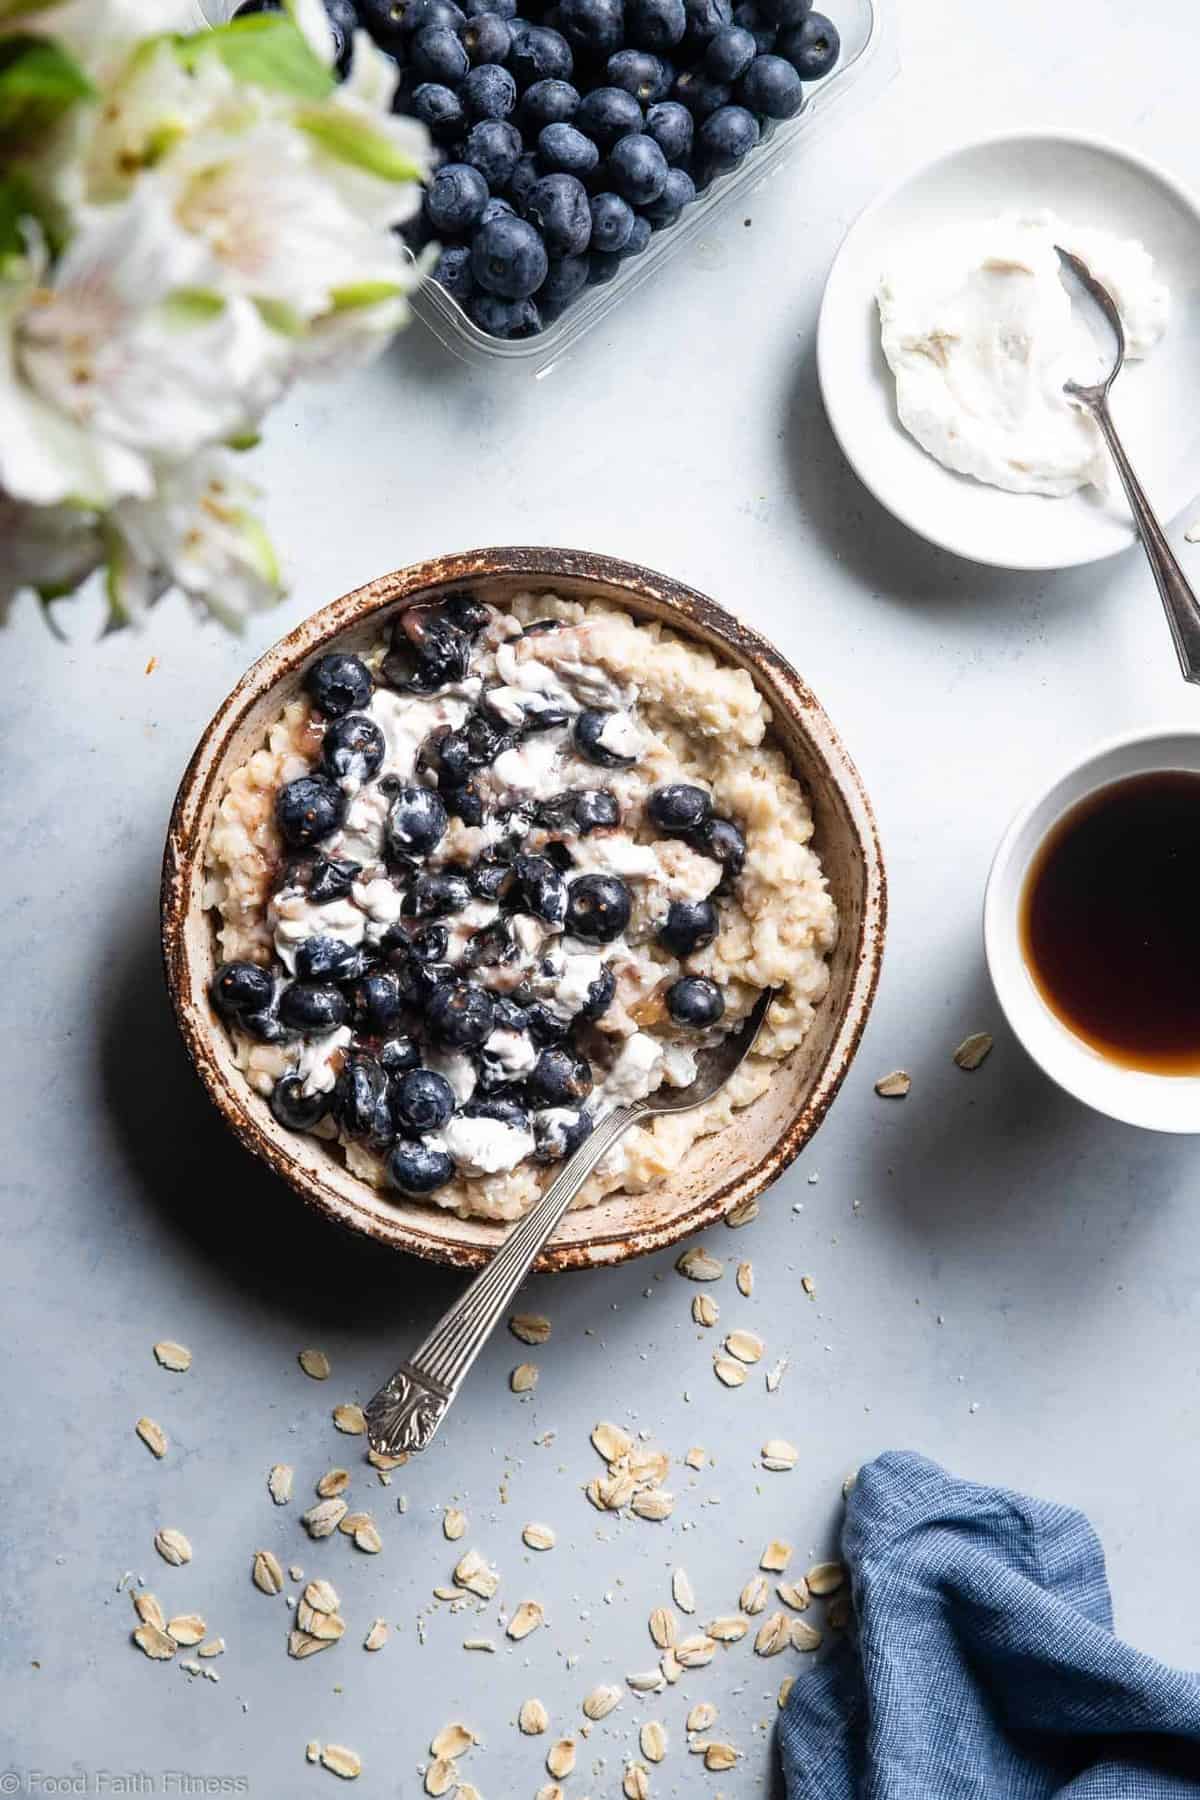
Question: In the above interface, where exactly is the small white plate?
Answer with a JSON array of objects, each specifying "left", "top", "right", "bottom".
[{"left": 817, "top": 131, "right": 1200, "bottom": 570}]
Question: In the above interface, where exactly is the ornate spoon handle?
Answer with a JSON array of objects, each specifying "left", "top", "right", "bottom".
[{"left": 365, "top": 1105, "right": 638, "bottom": 1458}]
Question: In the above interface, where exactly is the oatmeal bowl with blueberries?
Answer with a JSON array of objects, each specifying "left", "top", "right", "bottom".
[{"left": 163, "top": 548, "right": 884, "bottom": 1269}]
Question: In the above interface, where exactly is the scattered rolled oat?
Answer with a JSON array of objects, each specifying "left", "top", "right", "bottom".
[
  {"left": 304, "top": 1579, "right": 340, "bottom": 1614},
  {"left": 509, "top": 1313, "right": 551, "bottom": 1345},
  {"left": 453, "top": 1550, "right": 499, "bottom": 1599},
  {"left": 167, "top": 1613, "right": 206, "bottom": 1646},
  {"left": 424, "top": 1760, "right": 454, "bottom": 1796},
  {"left": 626, "top": 1668, "right": 666, "bottom": 1693},
  {"left": 519, "top": 1698, "right": 549, "bottom": 1735},
  {"left": 778, "top": 1579, "right": 811, "bottom": 1612},
  {"left": 198, "top": 1637, "right": 224, "bottom": 1658},
  {"left": 800, "top": 1275, "right": 816, "bottom": 1299},
  {"left": 268, "top": 1464, "right": 294, "bottom": 1506},
  {"left": 760, "top": 1539, "right": 792, "bottom": 1572},
  {"left": 806, "top": 1561, "right": 845, "bottom": 1596},
  {"left": 302, "top": 1498, "right": 348, "bottom": 1539},
  {"left": 133, "top": 1624, "right": 176, "bottom": 1660},
  {"left": 430, "top": 1724, "right": 475, "bottom": 1761},
  {"left": 136, "top": 1417, "right": 168, "bottom": 1459},
  {"left": 761, "top": 1439, "right": 798, "bottom": 1471},
  {"left": 671, "top": 1569, "right": 695, "bottom": 1614},
  {"left": 704, "top": 1743, "right": 739, "bottom": 1772},
  {"left": 443, "top": 1507, "right": 467, "bottom": 1540},
  {"left": 687, "top": 1701, "right": 717, "bottom": 1733},
  {"left": 354, "top": 1521, "right": 383, "bottom": 1554},
  {"left": 953, "top": 1032, "right": 993, "bottom": 1071},
  {"left": 725, "top": 1196, "right": 759, "bottom": 1228},
  {"left": 725, "top": 1329, "right": 764, "bottom": 1365},
  {"left": 332, "top": 1403, "right": 366, "bottom": 1435},
  {"left": 828, "top": 1592, "right": 852, "bottom": 1630},
  {"left": 154, "top": 1528, "right": 191, "bottom": 1567},
  {"left": 316, "top": 1468, "right": 351, "bottom": 1498},
  {"left": 320, "top": 1745, "right": 361, "bottom": 1780},
  {"left": 288, "top": 1629, "right": 334, "bottom": 1658},
  {"left": 252, "top": 1550, "right": 284, "bottom": 1596},
  {"left": 674, "top": 1633, "right": 716, "bottom": 1668},
  {"left": 546, "top": 1739, "right": 576, "bottom": 1778},
  {"left": 765, "top": 1357, "right": 788, "bottom": 1393},
  {"left": 874, "top": 1069, "right": 911, "bottom": 1098},
  {"left": 736, "top": 1260, "right": 753, "bottom": 1297},
  {"left": 298, "top": 1348, "right": 330, "bottom": 1380},
  {"left": 582, "top": 1684, "right": 621, "bottom": 1721},
  {"left": 659, "top": 1647, "right": 682, "bottom": 1684},
  {"left": 713, "top": 1356, "right": 746, "bottom": 1388},
  {"left": 367, "top": 1448, "right": 407, "bottom": 1471},
  {"left": 508, "top": 1599, "right": 544, "bottom": 1640},
  {"left": 778, "top": 1675, "right": 795, "bottom": 1708},
  {"left": 675, "top": 1247, "right": 723, "bottom": 1281},
  {"left": 591, "top": 1421, "right": 632, "bottom": 1462},
  {"left": 510, "top": 1363, "right": 538, "bottom": 1393},
  {"left": 363, "top": 1619, "right": 388, "bottom": 1651},
  {"left": 684, "top": 1446, "right": 706, "bottom": 1470},
  {"left": 790, "top": 1619, "right": 822, "bottom": 1651},
  {"left": 648, "top": 1607, "right": 676, "bottom": 1649},
  {"left": 537, "top": 1788, "right": 564, "bottom": 1800},
  {"left": 640, "top": 1720, "right": 667, "bottom": 1764},
  {"left": 462, "top": 1637, "right": 496, "bottom": 1653},
  {"left": 623, "top": 1763, "right": 650, "bottom": 1799},
  {"left": 153, "top": 1341, "right": 192, "bottom": 1372},
  {"left": 133, "top": 1591, "right": 166, "bottom": 1630},
  {"left": 631, "top": 1488, "right": 673, "bottom": 1522},
  {"left": 706, "top": 1616, "right": 749, "bottom": 1643},
  {"left": 740, "top": 1574, "right": 769, "bottom": 1615},
  {"left": 754, "top": 1612, "right": 791, "bottom": 1657},
  {"left": 691, "top": 1294, "right": 719, "bottom": 1328},
  {"left": 522, "top": 1521, "right": 556, "bottom": 1551},
  {"left": 306, "top": 1743, "right": 320, "bottom": 1764}
]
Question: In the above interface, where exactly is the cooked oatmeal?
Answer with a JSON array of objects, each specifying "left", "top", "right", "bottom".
[{"left": 203, "top": 590, "right": 837, "bottom": 1222}]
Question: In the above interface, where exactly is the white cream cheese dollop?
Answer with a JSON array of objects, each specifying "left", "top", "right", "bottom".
[{"left": 876, "top": 211, "right": 1169, "bottom": 497}]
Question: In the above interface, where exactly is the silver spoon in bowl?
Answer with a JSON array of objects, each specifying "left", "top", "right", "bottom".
[
  {"left": 1055, "top": 245, "right": 1200, "bottom": 684},
  {"left": 364, "top": 987, "right": 776, "bottom": 1459}
]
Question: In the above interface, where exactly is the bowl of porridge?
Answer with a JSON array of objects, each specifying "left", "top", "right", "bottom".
[{"left": 163, "top": 548, "right": 885, "bottom": 1270}]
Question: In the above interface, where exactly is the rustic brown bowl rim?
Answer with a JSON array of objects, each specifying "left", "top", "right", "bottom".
[{"left": 162, "top": 547, "right": 887, "bottom": 1271}]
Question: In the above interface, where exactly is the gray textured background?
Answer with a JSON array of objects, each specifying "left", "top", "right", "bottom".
[{"left": 4, "top": 1, "right": 1200, "bottom": 1794}]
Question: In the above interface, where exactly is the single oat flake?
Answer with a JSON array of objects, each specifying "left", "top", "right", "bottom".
[
  {"left": 623, "top": 1763, "right": 650, "bottom": 1799},
  {"left": 304, "top": 1578, "right": 340, "bottom": 1614},
  {"left": 154, "top": 1528, "right": 191, "bottom": 1567},
  {"left": 672, "top": 1569, "right": 695, "bottom": 1614},
  {"left": 760, "top": 1539, "right": 792, "bottom": 1572},
  {"left": 675, "top": 1633, "right": 716, "bottom": 1668},
  {"left": 582, "top": 1684, "right": 622, "bottom": 1721},
  {"left": 519, "top": 1697, "right": 549, "bottom": 1735},
  {"left": 740, "top": 1574, "right": 769, "bottom": 1615},
  {"left": 685, "top": 1446, "right": 706, "bottom": 1470},
  {"left": 705, "top": 1743, "right": 739, "bottom": 1772},
  {"left": 133, "top": 1624, "right": 176, "bottom": 1660},
  {"left": 302, "top": 1498, "right": 348, "bottom": 1539},
  {"left": 354, "top": 1521, "right": 383, "bottom": 1554},
  {"left": 363, "top": 1619, "right": 388, "bottom": 1651},
  {"left": 317, "top": 1467, "right": 351, "bottom": 1498},
  {"left": 443, "top": 1507, "right": 467, "bottom": 1540},
  {"left": 953, "top": 1032, "right": 994, "bottom": 1071},
  {"left": 136, "top": 1417, "right": 168, "bottom": 1459},
  {"left": 198, "top": 1638, "right": 224, "bottom": 1658},
  {"left": 640, "top": 1720, "right": 667, "bottom": 1764},
  {"left": 691, "top": 1294, "right": 719, "bottom": 1327},
  {"left": 778, "top": 1578, "right": 811, "bottom": 1612},
  {"left": 791, "top": 1618, "right": 823, "bottom": 1651},
  {"left": 546, "top": 1739, "right": 576, "bottom": 1778},
  {"left": 648, "top": 1607, "right": 676, "bottom": 1649},
  {"left": 167, "top": 1613, "right": 206, "bottom": 1646},
  {"left": 591, "top": 1420, "right": 633, "bottom": 1462},
  {"left": 268, "top": 1464, "right": 294, "bottom": 1506},
  {"left": 320, "top": 1745, "right": 361, "bottom": 1780},
  {"left": 675, "top": 1247, "right": 723, "bottom": 1282},
  {"left": 153, "top": 1341, "right": 192, "bottom": 1372},
  {"left": 511, "top": 1363, "right": 538, "bottom": 1393},
  {"left": 288, "top": 1629, "right": 334, "bottom": 1659},
  {"left": 828, "top": 1592, "right": 852, "bottom": 1630},
  {"left": 874, "top": 1069, "right": 912, "bottom": 1098},
  {"left": 431, "top": 1723, "right": 475, "bottom": 1761},
  {"left": 631, "top": 1488, "right": 674, "bottom": 1522},
  {"left": 713, "top": 1356, "right": 746, "bottom": 1388},
  {"left": 522, "top": 1521, "right": 556, "bottom": 1551},
  {"left": 133, "top": 1591, "right": 165, "bottom": 1630},
  {"left": 508, "top": 1599, "right": 544, "bottom": 1640},
  {"left": 761, "top": 1438, "right": 798, "bottom": 1471},
  {"left": 454, "top": 1549, "right": 499, "bottom": 1599},
  {"left": 754, "top": 1612, "right": 791, "bottom": 1657},
  {"left": 807, "top": 1560, "right": 846, "bottom": 1595},
  {"left": 424, "top": 1759, "right": 454, "bottom": 1796},
  {"left": 725, "top": 1196, "right": 759, "bottom": 1228},
  {"left": 298, "top": 1348, "right": 330, "bottom": 1380},
  {"left": 626, "top": 1668, "right": 666, "bottom": 1693},
  {"left": 706, "top": 1615, "right": 749, "bottom": 1643},
  {"left": 725, "top": 1329, "right": 764, "bottom": 1364},
  {"left": 252, "top": 1550, "right": 284, "bottom": 1596},
  {"left": 510, "top": 1313, "right": 551, "bottom": 1345},
  {"left": 736, "top": 1260, "right": 753, "bottom": 1297},
  {"left": 332, "top": 1403, "right": 366, "bottom": 1435},
  {"left": 687, "top": 1700, "right": 718, "bottom": 1733}
]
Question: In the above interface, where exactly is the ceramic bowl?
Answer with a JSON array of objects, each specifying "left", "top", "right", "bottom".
[
  {"left": 985, "top": 726, "right": 1200, "bottom": 1131},
  {"left": 817, "top": 130, "right": 1200, "bottom": 570},
  {"left": 162, "top": 548, "right": 886, "bottom": 1269}
]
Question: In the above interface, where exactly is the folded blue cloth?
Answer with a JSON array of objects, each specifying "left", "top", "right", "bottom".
[{"left": 779, "top": 1451, "right": 1200, "bottom": 1798}]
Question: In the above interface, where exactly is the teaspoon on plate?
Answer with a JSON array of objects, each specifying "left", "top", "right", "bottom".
[
  {"left": 364, "top": 987, "right": 776, "bottom": 1460},
  {"left": 1056, "top": 245, "right": 1200, "bottom": 684}
]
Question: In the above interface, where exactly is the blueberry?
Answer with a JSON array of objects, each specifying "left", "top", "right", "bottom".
[
  {"left": 428, "top": 981, "right": 496, "bottom": 1048},
  {"left": 460, "top": 1094, "right": 530, "bottom": 1130},
  {"left": 732, "top": 0, "right": 775, "bottom": 45},
  {"left": 410, "top": 922, "right": 451, "bottom": 961},
  {"left": 538, "top": 120, "right": 599, "bottom": 175},
  {"left": 658, "top": 896, "right": 718, "bottom": 955},
  {"left": 379, "top": 1034, "right": 422, "bottom": 1074},
  {"left": 642, "top": 164, "right": 694, "bottom": 224},
  {"left": 275, "top": 774, "right": 345, "bottom": 848},
  {"left": 558, "top": 0, "right": 624, "bottom": 56},
  {"left": 412, "top": 21, "right": 470, "bottom": 81},
  {"left": 588, "top": 190, "right": 635, "bottom": 251},
  {"left": 322, "top": 0, "right": 357, "bottom": 75},
  {"left": 575, "top": 85, "right": 643, "bottom": 149},
  {"left": 466, "top": 62, "right": 518, "bottom": 121},
  {"left": 736, "top": 51, "right": 802, "bottom": 115},
  {"left": 698, "top": 101, "right": 759, "bottom": 169},
  {"left": 472, "top": 212, "right": 549, "bottom": 297},
  {"left": 458, "top": 8, "right": 512, "bottom": 61},
  {"left": 778, "top": 8, "right": 838, "bottom": 75},
  {"left": 672, "top": 67, "right": 731, "bottom": 117},
  {"left": 523, "top": 1001, "right": 570, "bottom": 1045},
  {"left": 528, "top": 1044, "right": 594, "bottom": 1106},
  {"left": 426, "top": 161, "right": 490, "bottom": 233},
  {"left": 667, "top": 974, "right": 725, "bottom": 1026},
  {"left": 464, "top": 117, "right": 523, "bottom": 184},
  {"left": 443, "top": 592, "right": 493, "bottom": 635},
  {"left": 434, "top": 242, "right": 475, "bottom": 303},
  {"left": 278, "top": 980, "right": 350, "bottom": 1033},
  {"left": 624, "top": 213, "right": 652, "bottom": 254},
  {"left": 212, "top": 960, "right": 273, "bottom": 1019},
  {"left": 527, "top": 172, "right": 591, "bottom": 256},
  {"left": 481, "top": 195, "right": 515, "bottom": 223},
  {"left": 350, "top": 969, "right": 407, "bottom": 1036},
  {"left": 608, "top": 49, "right": 672, "bottom": 102},
  {"left": 393, "top": 1067, "right": 456, "bottom": 1132},
  {"left": 385, "top": 785, "right": 448, "bottom": 859},
  {"left": 538, "top": 252, "right": 590, "bottom": 318},
  {"left": 505, "top": 149, "right": 540, "bottom": 212},
  {"left": 321, "top": 713, "right": 385, "bottom": 786},
  {"left": 459, "top": 917, "right": 517, "bottom": 970},
  {"left": 759, "top": 0, "right": 811, "bottom": 23},
  {"left": 624, "top": 0, "right": 686, "bottom": 50},
  {"left": 270, "top": 1073, "right": 333, "bottom": 1132},
  {"left": 509, "top": 22, "right": 573, "bottom": 83},
  {"left": 648, "top": 782, "right": 711, "bottom": 833},
  {"left": 387, "top": 944, "right": 455, "bottom": 1007},
  {"left": 389, "top": 1138, "right": 455, "bottom": 1194},
  {"left": 574, "top": 708, "right": 637, "bottom": 767},
  {"left": 304, "top": 652, "right": 372, "bottom": 718},
  {"left": 582, "top": 962, "right": 616, "bottom": 1018},
  {"left": 412, "top": 870, "right": 475, "bottom": 920},
  {"left": 695, "top": 812, "right": 746, "bottom": 884},
  {"left": 519, "top": 77, "right": 580, "bottom": 128},
  {"left": 607, "top": 132, "right": 668, "bottom": 204},
  {"left": 575, "top": 787, "right": 621, "bottom": 831},
  {"left": 566, "top": 872, "right": 631, "bottom": 942},
  {"left": 644, "top": 97, "right": 693, "bottom": 161},
  {"left": 293, "top": 935, "right": 365, "bottom": 981},
  {"left": 468, "top": 292, "right": 543, "bottom": 336},
  {"left": 705, "top": 22, "right": 756, "bottom": 78},
  {"left": 588, "top": 249, "right": 621, "bottom": 283},
  {"left": 509, "top": 853, "right": 568, "bottom": 923},
  {"left": 306, "top": 855, "right": 361, "bottom": 903},
  {"left": 400, "top": 0, "right": 467, "bottom": 35},
  {"left": 239, "top": 1006, "right": 293, "bottom": 1045},
  {"left": 682, "top": 0, "right": 731, "bottom": 41},
  {"left": 411, "top": 80, "right": 468, "bottom": 141},
  {"left": 469, "top": 852, "right": 515, "bottom": 901},
  {"left": 465, "top": 0, "right": 515, "bottom": 15},
  {"left": 533, "top": 1105, "right": 594, "bottom": 1160},
  {"left": 383, "top": 603, "right": 473, "bottom": 692}
]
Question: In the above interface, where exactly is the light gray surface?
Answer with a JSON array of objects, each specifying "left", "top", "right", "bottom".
[{"left": 4, "top": 1, "right": 1200, "bottom": 1794}]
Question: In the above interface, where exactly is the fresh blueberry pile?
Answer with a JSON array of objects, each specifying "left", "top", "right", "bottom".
[
  {"left": 233, "top": 0, "right": 841, "bottom": 338},
  {"left": 210, "top": 596, "right": 748, "bottom": 1201}
]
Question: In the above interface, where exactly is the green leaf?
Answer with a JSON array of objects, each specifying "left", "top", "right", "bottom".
[
  {"left": 162, "top": 286, "right": 227, "bottom": 327},
  {"left": 173, "top": 14, "right": 334, "bottom": 100},
  {"left": 254, "top": 295, "right": 305, "bottom": 337},
  {"left": 296, "top": 105, "right": 424, "bottom": 182},
  {"left": 328, "top": 278, "right": 405, "bottom": 311},
  {"left": 0, "top": 33, "right": 94, "bottom": 143},
  {"left": 225, "top": 431, "right": 262, "bottom": 452}
]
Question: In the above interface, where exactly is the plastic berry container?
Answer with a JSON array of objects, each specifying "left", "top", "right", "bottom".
[{"left": 197, "top": 0, "right": 892, "bottom": 375}]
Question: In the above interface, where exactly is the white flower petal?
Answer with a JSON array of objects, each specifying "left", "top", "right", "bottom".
[{"left": 0, "top": 490, "right": 102, "bottom": 615}]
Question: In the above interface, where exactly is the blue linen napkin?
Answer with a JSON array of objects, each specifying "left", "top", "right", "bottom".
[{"left": 778, "top": 1451, "right": 1200, "bottom": 1798}]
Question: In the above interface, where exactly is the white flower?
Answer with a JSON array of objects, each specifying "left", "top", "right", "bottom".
[
  {"left": 0, "top": 490, "right": 102, "bottom": 617},
  {"left": 106, "top": 449, "right": 281, "bottom": 628},
  {"left": 4, "top": 184, "right": 286, "bottom": 508},
  {"left": 11, "top": 0, "right": 201, "bottom": 85}
]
